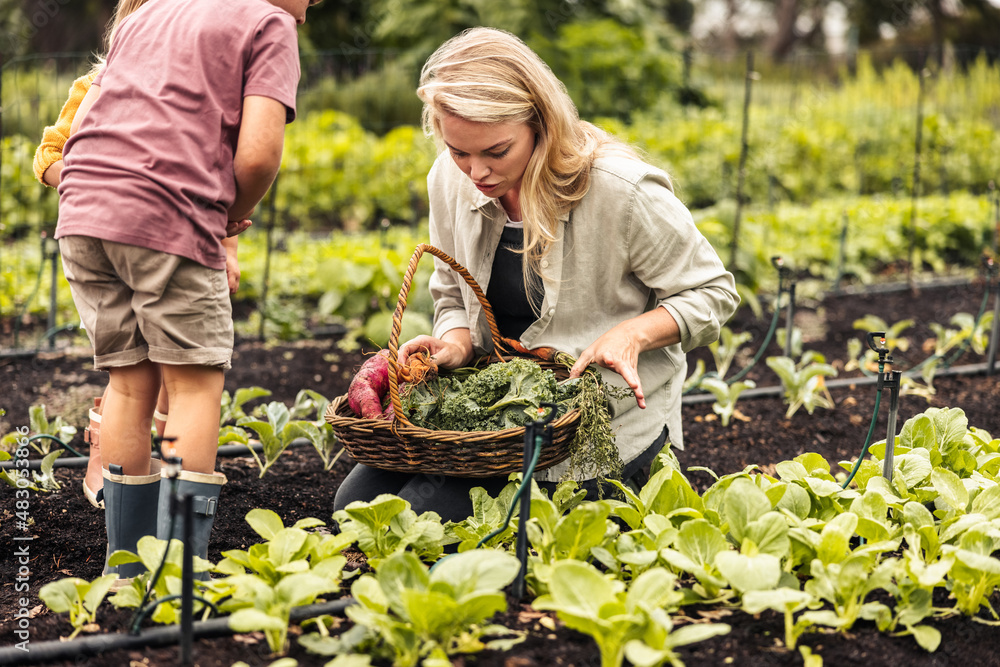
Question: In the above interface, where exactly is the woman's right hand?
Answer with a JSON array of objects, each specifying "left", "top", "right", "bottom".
[{"left": 397, "top": 330, "right": 473, "bottom": 370}]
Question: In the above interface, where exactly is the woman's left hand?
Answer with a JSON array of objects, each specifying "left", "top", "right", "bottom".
[
  {"left": 567, "top": 308, "right": 682, "bottom": 410},
  {"left": 569, "top": 323, "right": 647, "bottom": 408}
]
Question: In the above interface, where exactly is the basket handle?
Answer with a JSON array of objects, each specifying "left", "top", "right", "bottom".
[{"left": 386, "top": 243, "right": 563, "bottom": 425}]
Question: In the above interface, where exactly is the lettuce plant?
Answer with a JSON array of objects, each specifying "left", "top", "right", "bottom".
[
  {"left": 304, "top": 550, "right": 523, "bottom": 666},
  {"left": 333, "top": 494, "right": 445, "bottom": 568},
  {"left": 237, "top": 401, "right": 310, "bottom": 477},
  {"left": 220, "top": 386, "right": 272, "bottom": 425},
  {"left": 707, "top": 326, "right": 753, "bottom": 379},
  {"left": 38, "top": 574, "right": 117, "bottom": 639},
  {"left": 698, "top": 377, "right": 755, "bottom": 427},
  {"left": 534, "top": 560, "right": 728, "bottom": 667},
  {"left": 215, "top": 509, "right": 356, "bottom": 585},
  {"left": 766, "top": 352, "right": 837, "bottom": 418},
  {"left": 108, "top": 536, "right": 214, "bottom": 624},
  {"left": 223, "top": 571, "right": 340, "bottom": 654}
]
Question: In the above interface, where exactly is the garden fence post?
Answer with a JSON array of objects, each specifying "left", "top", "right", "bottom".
[
  {"left": 258, "top": 176, "right": 279, "bottom": 341},
  {"left": 987, "top": 260, "right": 1000, "bottom": 376},
  {"left": 907, "top": 68, "right": 928, "bottom": 290},
  {"left": 730, "top": 51, "right": 755, "bottom": 274}
]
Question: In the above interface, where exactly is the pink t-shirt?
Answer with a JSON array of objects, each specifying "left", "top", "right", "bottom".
[{"left": 57, "top": 0, "right": 300, "bottom": 269}]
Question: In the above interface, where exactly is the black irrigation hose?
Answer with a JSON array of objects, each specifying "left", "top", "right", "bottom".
[
  {"left": 0, "top": 440, "right": 302, "bottom": 471},
  {"left": 27, "top": 434, "right": 85, "bottom": 459},
  {"left": 841, "top": 379, "right": 884, "bottom": 489},
  {"left": 680, "top": 358, "right": 1000, "bottom": 405},
  {"left": 0, "top": 598, "right": 356, "bottom": 666}
]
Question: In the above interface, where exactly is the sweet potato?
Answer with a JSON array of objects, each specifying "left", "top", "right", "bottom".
[{"left": 348, "top": 349, "right": 391, "bottom": 419}]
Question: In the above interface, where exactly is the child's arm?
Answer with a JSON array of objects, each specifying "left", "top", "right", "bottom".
[
  {"left": 227, "top": 95, "right": 286, "bottom": 223},
  {"left": 70, "top": 84, "right": 101, "bottom": 136},
  {"left": 33, "top": 73, "right": 97, "bottom": 187}
]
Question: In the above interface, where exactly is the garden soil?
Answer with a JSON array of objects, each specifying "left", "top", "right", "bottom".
[{"left": 2, "top": 279, "right": 999, "bottom": 666}]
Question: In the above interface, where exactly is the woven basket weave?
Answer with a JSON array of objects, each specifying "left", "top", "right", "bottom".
[{"left": 325, "top": 243, "right": 580, "bottom": 477}]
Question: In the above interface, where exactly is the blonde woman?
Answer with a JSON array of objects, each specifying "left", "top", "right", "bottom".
[{"left": 333, "top": 27, "right": 739, "bottom": 520}]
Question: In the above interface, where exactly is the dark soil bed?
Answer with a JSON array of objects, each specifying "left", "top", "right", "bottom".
[{"left": 2, "top": 279, "right": 999, "bottom": 666}]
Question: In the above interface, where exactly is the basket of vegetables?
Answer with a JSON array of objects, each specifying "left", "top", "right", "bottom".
[{"left": 325, "top": 243, "right": 620, "bottom": 478}]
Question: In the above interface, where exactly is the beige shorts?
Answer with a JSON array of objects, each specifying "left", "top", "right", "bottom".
[{"left": 59, "top": 236, "right": 233, "bottom": 370}]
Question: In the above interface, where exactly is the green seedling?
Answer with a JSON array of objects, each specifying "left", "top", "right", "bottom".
[
  {"left": 698, "top": 377, "right": 755, "bottom": 427},
  {"left": 534, "top": 560, "right": 728, "bottom": 667},
  {"left": 215, "top": 509, "right": 355, "bottom": 586},
  {"left": 223, "top": 571, "right": 340, "bottom": 655},
  {"left": 220, "top": 386, "right": 272, "bottom": 426},
  {"left": 38, "top": 574, "right": 117, "bottom": 639},
  {"left": 303, "top": 550, "right": 523, "bottom": 667},
  {"left": 237, "top": 401, "right": 310, "bottom": 477},
  {"left": 708, "top": 326, "right": 753, "bottom": 379},
  {"left": 332, "top": 494, "right": 445, "bottom": 568},
  {"left": 108, "top": 536, "right": 214, "bottom": 624},
  {"left": 1, "top": 405, "right": 77, "bottom": 456},
  {"left": 766, "top": 352, "right": 837, "bottom": 418}
]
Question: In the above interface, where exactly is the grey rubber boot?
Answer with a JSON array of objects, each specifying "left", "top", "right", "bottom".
[
  {"left": 156, "top": 469, "right": 227, "bottom": 579},
  {"left": 102, "top": 461, "right": 162, "bottom": 580}
]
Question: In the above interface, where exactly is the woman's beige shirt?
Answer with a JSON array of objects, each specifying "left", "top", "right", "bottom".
[{"left": 427, "top": 152, "right": 739, "bottom": 481}]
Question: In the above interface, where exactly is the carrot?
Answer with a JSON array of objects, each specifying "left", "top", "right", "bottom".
[{"left": 348, "top": 349, "right": 391, "bottom": 419}]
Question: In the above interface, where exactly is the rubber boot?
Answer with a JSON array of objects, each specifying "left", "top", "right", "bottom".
[
  {"left": 102, "top": 461, "right": 161, "bottom": 583},
  {"left": 83, "top": 397, "right": 104, "bottom": 509},
  {"left": 157, "top": 469, "right": 227, "bottom": 580}
]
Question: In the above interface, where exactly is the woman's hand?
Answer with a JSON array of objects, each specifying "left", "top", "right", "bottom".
[
  {"left": 569, "top": 324, "right": 647, "bottom": 408},
  {"left": 397, "top": 329, "right": 474, "bottom": 370},
  {"left": 568, "top": 308, "right": 682, "bottom": 409}
]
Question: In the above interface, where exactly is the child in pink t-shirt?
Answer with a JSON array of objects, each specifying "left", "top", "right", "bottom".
[{"left": 56, "top": 0, "right": 316, "bottom": 583}]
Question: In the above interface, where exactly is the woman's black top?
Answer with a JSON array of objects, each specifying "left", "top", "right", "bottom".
[{"left": 486, "top": 224, "right": 544, "bottom": 340}]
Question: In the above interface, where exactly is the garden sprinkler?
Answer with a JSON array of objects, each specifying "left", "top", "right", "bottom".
[
  {"left": 512, "top": 403, "right": 557, "bottom": 600},
  {"left": 773, "top": 256, "right": 797, "bottom": 358},
  {"left": 864, "top": 333, "right": 902, "bottom": 484},
  {"left": 841, "top": 332, "right": 901, "bottom": 489},
  {"left": 725, "top": 256, "right": 794, "bottom": 385}
]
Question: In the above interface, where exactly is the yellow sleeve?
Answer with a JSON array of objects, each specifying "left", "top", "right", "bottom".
[{"left": 32, "top": 71, "right": 98, "bottom": 186}]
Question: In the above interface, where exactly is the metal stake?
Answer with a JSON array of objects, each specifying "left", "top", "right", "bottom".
[{"left": 882, "top": 370, "right": 902, "bottom": 484}]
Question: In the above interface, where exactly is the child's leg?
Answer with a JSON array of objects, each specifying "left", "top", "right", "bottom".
[
  {"left": 154, "top": 382, "right": 169, "bottom": 438},
  {"left": 159, "top": 364, "right": 225, "bottom": 473},
  {"left": 100, "top": 360, "right": 161, "bottom": 475}
]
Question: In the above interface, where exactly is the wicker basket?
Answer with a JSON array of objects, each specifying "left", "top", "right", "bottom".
[{"left": 325, "top": 243, "right": 581, "bottom": 477}]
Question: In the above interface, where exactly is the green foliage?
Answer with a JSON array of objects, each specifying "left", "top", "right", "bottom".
[
  {"left": 332, "top": 494, "right": 446, "bottom": 568},
  {"left": 403, "top": 358, "right": 561, "bottom": 432},
  {"left": 237, "top": 401, "right": 311, "bottom": 478},
  {"left": 108, "top": 536, "right": 214, "bottom": 624},
  {"left": 707, "top": 326, "right": 753, "bottom": 379},
  {"left": 533, "top": 560, "right": 729, "bottom": 667},
  {"left": 213, "top": 510, "right": 353, "bottom": 654},
  {"left": 534, "top": 19, "right": 682, "bottom": 121},
  {"left": 698, "top": 377, "right": 755, "bottom": 427},
  {"left": 766, "top": 352, "right": 838, "bottom": 418},
  {"left": 220, "top": 386, "right": 272, "bottom": 426},
  {"left": 308, "top": 550, "right": 522, "bottom": 666},
  {"left": 38, "top": 574, "right": 117, "bottom": 639}
]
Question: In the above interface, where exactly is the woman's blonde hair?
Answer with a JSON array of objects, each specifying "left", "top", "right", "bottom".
[
  {"left": 90, "top": 0, "right": 151, "bottom": 73},
  {"left": 418, "top": 27, "right": 651, "bottom": 292}
]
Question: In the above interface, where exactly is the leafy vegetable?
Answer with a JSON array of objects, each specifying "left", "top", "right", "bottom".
[{"left": 38, "top": 574, "right": 117, "bottom": 639}]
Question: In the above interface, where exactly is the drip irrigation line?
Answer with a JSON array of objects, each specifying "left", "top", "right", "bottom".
[
  {"left": 27, "top": 434, "right": 84, "bottom": 458},
  {"left": 0, "top": 598, "right": 355, "bottom": 666},
  {"left": 0, "top": 439, "right": 307, "bottom": 471},
  {"left": 841, "top": 390, "right": 883, "bottom": 489},
  {"left": 680, "top": 359, "right": 1000, "bottom": 405}
]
